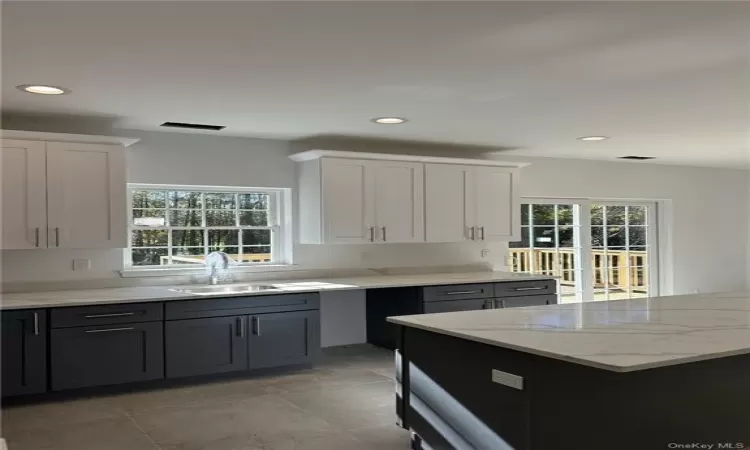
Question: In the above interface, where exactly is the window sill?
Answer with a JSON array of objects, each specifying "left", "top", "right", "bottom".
[{"left": 119, "top": 263, "right": 297, "bottom": 278}]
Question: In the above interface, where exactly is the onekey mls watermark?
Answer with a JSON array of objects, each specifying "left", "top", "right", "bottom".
[{"left": 668, "top": 444, "right": 746, "bottom": 449}]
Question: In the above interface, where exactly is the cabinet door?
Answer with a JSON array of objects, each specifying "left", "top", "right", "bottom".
[
  {"left": 474, "top": 166, "right": 519, "bottom": 242},
  {"left": 1, "top": 140, "right": 48, "bottom": 249},
  {"left": 45, "top": 142, "right": 126, "bottom": 249},
  {"left": 371, "top": 161, "right": 424, "bottom": 243},
  {"left": 165, "top": 316, "right": 248, "bottom": 378},
  {"left": 499, "top": 295, "right": 557, "bottom": 308},
  {"left": 321, "top": 158, "right": 374, "bottom": 243},
  {"left": 422, "top": 298, "right": 491, "bottom": 314},
  {"left": 1, "top": 310, "right": 47, "bottom": 397},
  {"left": 249, "top": 310, "right": 320, "bottom": 370},
  {"left": 51, "top": 321, "right": 163, "bottom": 390},
  {"left": 424, "top": 164, "right": 475, "bottom": 242}
]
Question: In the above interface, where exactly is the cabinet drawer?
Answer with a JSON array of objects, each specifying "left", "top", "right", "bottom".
[
  {"left": 165, "top": 293, "right": 320, "bottom": 320},
  {"left": 494, "top": 280, "right": 557, "bottom": 298},
  {"left": 51, "top": 321, "right": 164, "bottom": 390},
  {"left": 51, "top": 302, "right": 163, "bottom": 328},
  {"left": 498, "top": 294, "right": 557, "bottom": 308},
  {"left": 423, "top": 298, "right": 491, "bottom": 314},
  {"left": 422, "top": 284, "right": 494, "bottom": 302}
]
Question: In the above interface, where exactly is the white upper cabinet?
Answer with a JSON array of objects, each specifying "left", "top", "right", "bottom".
[
  {"left": 425, "top": 164, "right": 520, "bottom": 243},
  {"left": 46, "top": 142, "right": 127, "bottom": 249},
  {"left": 371, "top": 160, "right": 424, "bottom": 243},
  {"left": 1, "top": 140, "right": 48, "bottom": 249},
  {"left": 0, "top": 131, "right": 134, "bottom": 250},
  {"left": 291, "top": 150, "right": 525, "bottom": 245}
]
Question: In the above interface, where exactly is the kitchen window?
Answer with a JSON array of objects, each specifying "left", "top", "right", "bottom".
[
  {"left": 126, "top": 184, "right": 288, "bottom": 267},
  {"left": 509, "top": 199, "right": 659, "bottom": 303}
]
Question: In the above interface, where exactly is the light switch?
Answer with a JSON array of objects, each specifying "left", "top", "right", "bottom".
[{"left": 73, "top": 259, "right": 91, "bottom": 271}]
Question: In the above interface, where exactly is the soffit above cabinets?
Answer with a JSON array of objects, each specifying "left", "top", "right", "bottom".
[
  {"left": 289, "top": 150, "right": 530, "bottom": 168},
  {"left": 0, "top": 130, "right": 140, "bottom": 148}
]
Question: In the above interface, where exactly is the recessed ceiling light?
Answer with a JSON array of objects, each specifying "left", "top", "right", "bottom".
[
  {"left": 16, "top": 84, "right": 71, "bottom": 95},
  {"left": 372, "top": 117, "right": 407, "bottom": 124},
  {"left": 578, "top": 136, "right": 609, "bottom": 141}
]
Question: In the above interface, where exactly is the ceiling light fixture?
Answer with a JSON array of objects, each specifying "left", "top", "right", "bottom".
[
  {"left": 577, "top": 136, "right": 610, "bottom": 141},
  {"left": 372, "top": 117, "right": 407, "bottom": 124},
  {"left": 16, "top": 84, "right": 71, "bottom": 95}
]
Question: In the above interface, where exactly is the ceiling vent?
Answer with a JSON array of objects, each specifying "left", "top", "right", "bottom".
[
  {"left": 160, "top": 122, "right": 226, "bottom": 131},
  {"left": 618, "top": 156, "right": 656, "bottom": 161}
]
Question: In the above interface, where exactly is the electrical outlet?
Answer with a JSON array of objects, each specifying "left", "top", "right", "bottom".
[
  {"left": 73, "top": 259, "right": 91, "bottom": 271},
  {"left": 481, "top": 249, "right": 491, "bottom": 258}
]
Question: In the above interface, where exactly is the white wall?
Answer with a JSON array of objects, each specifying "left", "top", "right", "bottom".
[{"left": 2, "top": 120, "right": 747, "bottom": 297}]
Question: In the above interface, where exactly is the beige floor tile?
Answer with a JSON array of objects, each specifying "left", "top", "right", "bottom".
[
  {"left": 1, "top": 396, "right": 125, "bottom": 433},
  {"left": 280, "top": 381, "right": 398, "bottom": 431},
  {"left": 3, "top": 417, "right": 158, "bottom": 450},
  {"left": 132, "top": 393, "right": 338, "bottom": 448},
  {"left": 260, "top": 367, "right": 391, "bottom": 394},
  {"left": 350, "top": 424, "right": 412, "bottom": 449}
]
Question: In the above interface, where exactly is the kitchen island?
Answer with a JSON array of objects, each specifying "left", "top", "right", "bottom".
[{"left": 388, "top": 292, "right": 750, "bottom": 450}]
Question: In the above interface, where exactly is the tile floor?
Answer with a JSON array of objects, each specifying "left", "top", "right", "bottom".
[{"left": 1, "top": 345, "right": 411, "bottom": 450}]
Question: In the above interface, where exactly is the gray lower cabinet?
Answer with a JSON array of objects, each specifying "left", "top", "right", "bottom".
[
  {"left": 497, "top": 294, "right": 557, "bottom": 308},
  {"left": 248, "top": 310, "right": 320, "bottom": 370},
  {"left": 423, "top": 298, "right": 492, "bottom": 314},
  {"left": 1, "top": 310, "right": 47, "bottom": 397},
  {"left": 50, "top": 321, "right": 164, "bottom": 391},
  {"left": 166, "top": 316, "right": 248, "bottom": 378}
]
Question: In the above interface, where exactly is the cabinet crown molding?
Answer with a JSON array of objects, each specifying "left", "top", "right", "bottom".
[
  {"left": 289, "top": 149, "right": 530, "bottom": 168},
  {"left": 1, "top": 130, "right": 139, "bottom": 147}
]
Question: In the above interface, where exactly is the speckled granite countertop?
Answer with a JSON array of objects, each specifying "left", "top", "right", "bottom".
[
  {"left": 388, "top": 292, "right": 750, "bottom": 372},
  {"left": 1, "top": 271, "right": 555, "bottom": 310}
]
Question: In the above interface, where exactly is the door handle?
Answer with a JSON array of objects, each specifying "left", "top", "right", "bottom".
[
  {"left": 85, "top": 327, "right": 135, "bottom": 333},
  {"left": 445, "top": 290, "right": 483, "bottom": 296},
  {"left": 237, "top": 317, "right": 244, "bottom": 337},
  {"left": 35, "top": 227, "right": 40, "bottom": 247},
  {"left": 514, "top": 287, "right": 544, "bottom": 291},
  {"left": 84, "top": 312, "right": 136, "bottom": 319},
  {"left": 381, "top": 226, "right": 387, "bottom": 242},
  {"left": 469, "top": 226, "right": 475, "bottom": 241},
  {"left": 33, "top": 312, "right": 40, "bottom": 335},
  {"left": 55, "top": 227, "right": 60, "bottom": 247},
  {"left": 369, "top": 226, "right": 375, "bottom": 242},
  {"left": 253, "top": 316, "right": 261, "bottom": 336},
  {"left": 479, "top": 226, "right": 485, "bottom": 241}
]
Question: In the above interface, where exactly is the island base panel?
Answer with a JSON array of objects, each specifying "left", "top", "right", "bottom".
[{"left": 396, "top": 326, "right": 750, "bottom": 450}]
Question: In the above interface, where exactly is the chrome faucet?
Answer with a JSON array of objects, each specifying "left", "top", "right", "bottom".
[{"left": 205, "top": 251, "right": 231, "bottom": 285}]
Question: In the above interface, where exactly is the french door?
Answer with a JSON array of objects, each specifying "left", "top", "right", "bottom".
[{"left": 508, "top": 199, "right": 658, "bottom": 303}]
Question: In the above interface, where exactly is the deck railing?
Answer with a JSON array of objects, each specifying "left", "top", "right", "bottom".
[{"left": 509, "top": 248, "right": 648, "bottom": 291}]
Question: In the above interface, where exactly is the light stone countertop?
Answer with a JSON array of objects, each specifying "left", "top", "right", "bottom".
[
  {"left": 0, "top": 271, "right": 554, "bottom": 310},
  {"left": 388, "top": 291, "right": 750, "bottom": 372}
]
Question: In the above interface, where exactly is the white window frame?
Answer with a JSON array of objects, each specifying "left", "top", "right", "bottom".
[
  {"left": 511, "top": 197, "right": 662, "bottom": 302},
  {"left": 124, "top": 184, "right": 292, "bottom": 273}
]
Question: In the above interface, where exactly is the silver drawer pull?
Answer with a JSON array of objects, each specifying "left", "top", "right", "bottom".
[
  {"left": 84, "top": 312, "right": 137, "bottom": 319},
  {"left": 514, "top": 287, "right": 544, "bottom": 291},
  {"left": 85, "top": 327, "right": 135, "bottom": 333},
  {"left": 445, "top": 290, "right": 483, "bottom": 295}
]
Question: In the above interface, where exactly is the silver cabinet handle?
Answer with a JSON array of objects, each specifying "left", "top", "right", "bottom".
[
  {"left": 237, "top": 317, "right": 243, "bottom": 337},
  {"left": 84, "top": 312, "right": 136, "bottom": 318},
  {"left": 35, "top": 227, "right": 40, "bottom": 247},
  {"left": 479, "top": 226, "right": 485, "bottom": 241},
  {"left": 369, "top": 226, "right": 375, "bottom": 242},
  {"left": 85, "top": 327, "right": 135, "bottom": 333},
  {"left": 469, "top": 226, "right": 475, "bottom": 241},
  {"left": 498, "top": 300, "right": 506, "bottom": 308},
  {"left": 445, "top": 290, "right": 483, "bottom": 296},
  {"left": 253, "top": 316, "right": 261, "bottom": 336},
  {"left": 381, "top": 226, "right": 387, "bottom": 242},
  {"left": 33, "top": 312, "right": 40, "bottom": 335},
  {"left": 55, "top": 227, "right": 60, "bottom": 247},
  {"left": 514, "top": 287, "right": 544, "bottom": 291}
]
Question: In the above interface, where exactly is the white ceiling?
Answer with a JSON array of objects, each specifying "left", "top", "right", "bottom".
[{"left": 2, "top": 1, "right": 749, "bottom": 168}]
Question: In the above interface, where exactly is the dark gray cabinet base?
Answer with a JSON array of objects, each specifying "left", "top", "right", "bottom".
[
  {"left": 166, "top": 316, "right": 248, "bottom": 378},
  {"left": 51, "top": 321, "right": 164, "bottom": 391},
  {"left": 248, "top": 310, "right": 320, "bottom": 370},
  {"left": 1, "top": 310, "right": 47, "bottom": 397}
]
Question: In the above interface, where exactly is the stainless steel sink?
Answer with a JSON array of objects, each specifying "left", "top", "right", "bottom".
[{"left": 169, "top": 284, "right": 281, "bottom": 295}]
